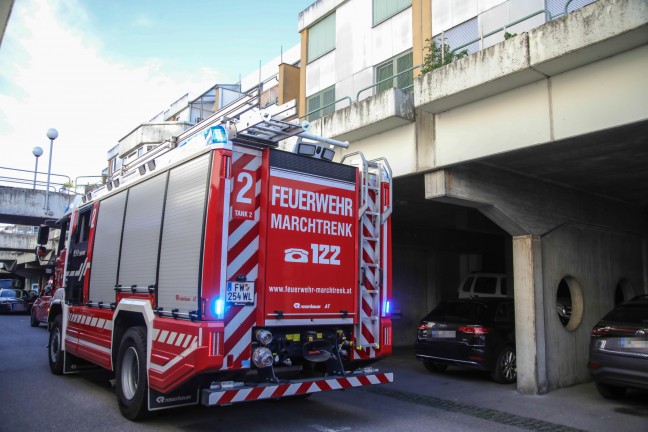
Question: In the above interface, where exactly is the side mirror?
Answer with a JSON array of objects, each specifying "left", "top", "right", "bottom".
[{"left": 37, "top": 225, "right": 50, "bottom": 245}]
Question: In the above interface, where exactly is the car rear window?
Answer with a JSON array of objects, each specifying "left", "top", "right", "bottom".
[
  {"left": 603, "top": 303, "right": 648, "bottom": 325},
  {"left": 424, "top": 302, "right": 489, "bottom": 322},
  {"left": 474, "top": 277, "right": 497, "bottom": 294},
  {"left": 1, "top": 289, "right": 20, "bottom": 298}
]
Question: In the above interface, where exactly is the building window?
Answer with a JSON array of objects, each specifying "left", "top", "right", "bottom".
[
  {"left": 308, "top": 13, "right": 336, "bottom": 62},
  {"left": 306, "top": 86, "right": 335, "bottom": 122},
  {"left": 375, "top": 50, "right": 413, "bottom": 94},
  {"left": 373, "top": 0, "right": 411, "bottom": 26}
]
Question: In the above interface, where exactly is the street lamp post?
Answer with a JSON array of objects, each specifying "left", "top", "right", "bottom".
[
  {"left": 44, "top": 128, "right": 58, "bottom": 216},
  {"left": 32, "top": 147, "right": 43, "bottom": 189}
]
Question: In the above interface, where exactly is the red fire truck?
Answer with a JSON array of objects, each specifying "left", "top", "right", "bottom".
[{"left": 38, "top": 98, "right": 393, "bottom": 420}]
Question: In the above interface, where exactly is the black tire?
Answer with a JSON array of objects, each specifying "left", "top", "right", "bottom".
[
  {"left": 115, "top": 326, "right": 149, "bottom": 421},
  {"left": 30, "top": 310, "right": 40, "bottom": 327},
  {"left": 423, "top": 361, "right": 448, "bottom": 373},
  {"left": 48, "top": 315, "right": 64, "bottom": 375},
  {"left": 491, "top": 346, "right": 516, "bottom": 384},
  {"left": 595, "top": 382, "right": 626, "bottom": 399}
]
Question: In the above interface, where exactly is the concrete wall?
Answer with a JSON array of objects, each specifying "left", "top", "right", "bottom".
[
  {"left": 304, "top": 0, "right": 413, "bottom": 104},
  {"left": 541, "top": 223, "right": 645, "bottom": 390},
  {"left": 0, "top": 187, "right": 71, "bottom": 225},
  {"left": 429, "top": 41, "right": 648, "bottom": 168}
]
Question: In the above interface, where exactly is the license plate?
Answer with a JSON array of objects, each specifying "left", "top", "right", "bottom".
[
  {"left": 430, "top": 330, "right": 455, "bottom": 338},
  {"left": 226, "top": 282, "right": 255, "bottom": 305},
  {"left": 12, "top": 304, "right": 27, "bottom": 312}
]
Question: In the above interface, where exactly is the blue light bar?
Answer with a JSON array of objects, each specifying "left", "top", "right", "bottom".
[{"left": 207, "top": 125, "right": 228, "bottom": 144}]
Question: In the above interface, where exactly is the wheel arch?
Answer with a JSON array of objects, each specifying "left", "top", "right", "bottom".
[{"left": 112, "top": 300, "right": 155, "bottom": 372}]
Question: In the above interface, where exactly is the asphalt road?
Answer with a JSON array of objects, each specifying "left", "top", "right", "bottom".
[{"left": 1, "top": 314, "right": 646, "bottom": 432}]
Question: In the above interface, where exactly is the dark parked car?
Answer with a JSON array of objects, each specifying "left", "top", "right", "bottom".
[
  {"left": 588, "top": 295, "right": 648, "bottom": 399},
  {"left": 415, "top": 298, "right": 516, "bottom": 383},
  {"left": 0, "top": 288, "right": 32, "bottom": 314}
]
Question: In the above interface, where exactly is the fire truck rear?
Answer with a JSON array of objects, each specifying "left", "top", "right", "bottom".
[{"left": 40, "top": 101, "right": 393, "bottom": 420}]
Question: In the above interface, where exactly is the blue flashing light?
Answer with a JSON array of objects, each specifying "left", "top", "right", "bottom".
[
  {"left": 209, "top": 125, "right": 228, "bottom": 145},
  {"left": 383, "top": 300, "right": 391, "bottom": 316},
  {"left": 214, "top": 299, "right": 224, "bottom": 317}
]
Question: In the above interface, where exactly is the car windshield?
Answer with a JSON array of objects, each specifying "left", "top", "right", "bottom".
[
  {"left": 0, "top": 289, "right": 21, "bottom": 298},
  {"left": 603, "top": 303, "right": 648, "bottom": 325},
  {"left": 424, "top": 302, "right": 489, "bottom": 322}
]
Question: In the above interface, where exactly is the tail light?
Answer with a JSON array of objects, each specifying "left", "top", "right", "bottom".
[
  {"left": 591, "top": 326, "right": 608, "bottom": 337},
  {"left": 458, "top": 325, "right": 490, "bottom": 335},
  {"left": 418, "top": 323, "right": 429, "bottom": 330}
]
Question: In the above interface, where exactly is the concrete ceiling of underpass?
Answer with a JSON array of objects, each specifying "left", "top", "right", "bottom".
[
  {"left": 392, "top": 120, "right": 648, "bottom": 233},
  {"left": 476, "top": 120, "right": 648, "bottom": 210}
]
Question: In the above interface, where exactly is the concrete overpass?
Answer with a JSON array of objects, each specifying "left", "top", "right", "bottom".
[
  {"left": 0, "top": 187, "right": 73, "bottom": 226},
  {"left": 310, "top": 0, "right": 648, "bottom": 394}
]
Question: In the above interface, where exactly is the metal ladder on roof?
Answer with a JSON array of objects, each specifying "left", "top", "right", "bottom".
[{"left": 341, "top": 152, "right": 392, "bottom": 359}]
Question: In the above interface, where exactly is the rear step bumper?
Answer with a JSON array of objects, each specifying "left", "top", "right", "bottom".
[{"left": 201, "top": 371, "right": 394, "bottom": 406}]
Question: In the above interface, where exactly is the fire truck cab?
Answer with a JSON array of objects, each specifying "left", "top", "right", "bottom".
[{"left": 40, "top": 103, "right": 393, "bottom": 420}]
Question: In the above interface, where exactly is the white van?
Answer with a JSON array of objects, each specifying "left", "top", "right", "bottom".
[{"left": 457, "top": 273, "right": 510, "bottom": 298}]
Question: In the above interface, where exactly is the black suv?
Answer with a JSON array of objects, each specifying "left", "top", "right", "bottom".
[
  {"left": 588, "top": 295, "right": 648, "bottom": 399},
  {"left": 415, "top": 298, "right": 516, "bottom": 383}
]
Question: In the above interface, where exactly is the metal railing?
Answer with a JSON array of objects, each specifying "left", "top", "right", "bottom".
[
  {"left": 0, "top": 167, "right": 72, "bottom": 193},
  {"left": 299, "top": 96, "right": 353, "bottom": 121},
  {"left": 356, "top": 64, "right": 421, "bottom": 102},
  {"left": 448, "top": 9, "right": 554, "bottom": 55}
]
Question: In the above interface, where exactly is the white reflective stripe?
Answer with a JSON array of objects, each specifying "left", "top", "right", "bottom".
[
  {"left": 167, "top": 332, "right": 177, "bottom": 345},
  {"left": 325, "top": 379, "right": 343, "bottom": 390},
  {"left": 230, "top": 388, "right": 254, "bottom": 403},
  {"left": 90, "top": 318, "right": 98, "bottom": 327},
  {"left": 152, "top": 329, "right": 160, "bottom": 340},
  {"left": 97, "top": 318, "right": 105, "bottom": 329},
  {"left": 226, "top": 237, "right": 259, "bottom": 279},
  {"left": 105, "top": 320, "right": 113, "bottom": 330},
  {"left": 259, "top": 386, "right": 278, "bottom": 399},
  {"left": 346, "top": 377, "right": 361, "bottom": 387},
  {"left": 158, "top": 330, "right": 169, "bottom": 343},
  {"left": 83, "top": 316, "right": 91, "bottom": 325},
  {"left": 228, "top": 215, "right": 259, "bottom": 252},
  {"left": 225, "top": 306, "right": 254, "bottom": 339},
  {"left": 175, "top": 334, "right": 185, "bottom": 346},
  {"left": 149, "top": 341, "right": 198, "bottom": 373},
  {"left": 367, "top": 375, "right": 381, "bottom": 385},
  {"left": 76, "top": 337, "right": 111, "bottom": 354}
]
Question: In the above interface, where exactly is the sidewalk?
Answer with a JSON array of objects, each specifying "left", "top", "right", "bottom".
[{"left": 378, "top": 347, "right": 648, "bottom": 432}]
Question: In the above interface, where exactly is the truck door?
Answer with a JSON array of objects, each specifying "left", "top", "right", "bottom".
[{"left": 65, "top": 205, "right": 95, "bottom": 303}]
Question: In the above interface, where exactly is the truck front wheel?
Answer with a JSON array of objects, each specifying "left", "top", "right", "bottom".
[
  {"left": 48, "top": 315, "right": 64, "bottom": 374},
  {"left": 116, "top": 326, "right": 149, "bottom": 421}
]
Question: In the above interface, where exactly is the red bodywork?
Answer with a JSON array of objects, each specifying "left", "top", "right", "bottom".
[{"left": 54, "top": 145, "right": 393, "bottom": 398}]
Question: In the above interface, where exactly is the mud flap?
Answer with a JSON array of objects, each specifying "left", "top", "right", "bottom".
[
  {"left": 63, "top": 351, "right": 100, "bottom": 374},
  {"left": 148, "top": 383, "right": 199, "bottom": 411}
]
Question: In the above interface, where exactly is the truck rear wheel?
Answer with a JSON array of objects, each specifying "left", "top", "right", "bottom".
[
  {"left": 116, "top": 326, "right": 149, "bottom": 421},
  {"left": 48, "top": 315, "right": 64, "bottom": 374}
]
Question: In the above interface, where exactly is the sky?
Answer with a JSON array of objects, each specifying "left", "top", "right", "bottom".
[{"left": 0, "top": 0, "right": 314, "bottom": 186}]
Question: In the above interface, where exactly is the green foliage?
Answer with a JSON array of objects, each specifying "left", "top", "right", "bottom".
[
  {"left": 420, "top": 38, "right": 468, "bottom": 75},
  {"left": 504, "top": 31, "right": 517, "bottom": 40}
]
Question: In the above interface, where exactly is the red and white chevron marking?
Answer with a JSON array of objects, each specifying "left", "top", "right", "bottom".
[
  {"left": 222, "top": 150, "right": 261, "bottom": 370},
  {"left": 203, "top": 372, "right": 394, "bottom": 406}
]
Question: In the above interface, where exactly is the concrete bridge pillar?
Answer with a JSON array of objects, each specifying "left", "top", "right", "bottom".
[
  {"left": 425, "top": 165, "right": 646, "bottom": 393},
  {"left": 512, "top": 235, "right": 548, "bottom": 394}
]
